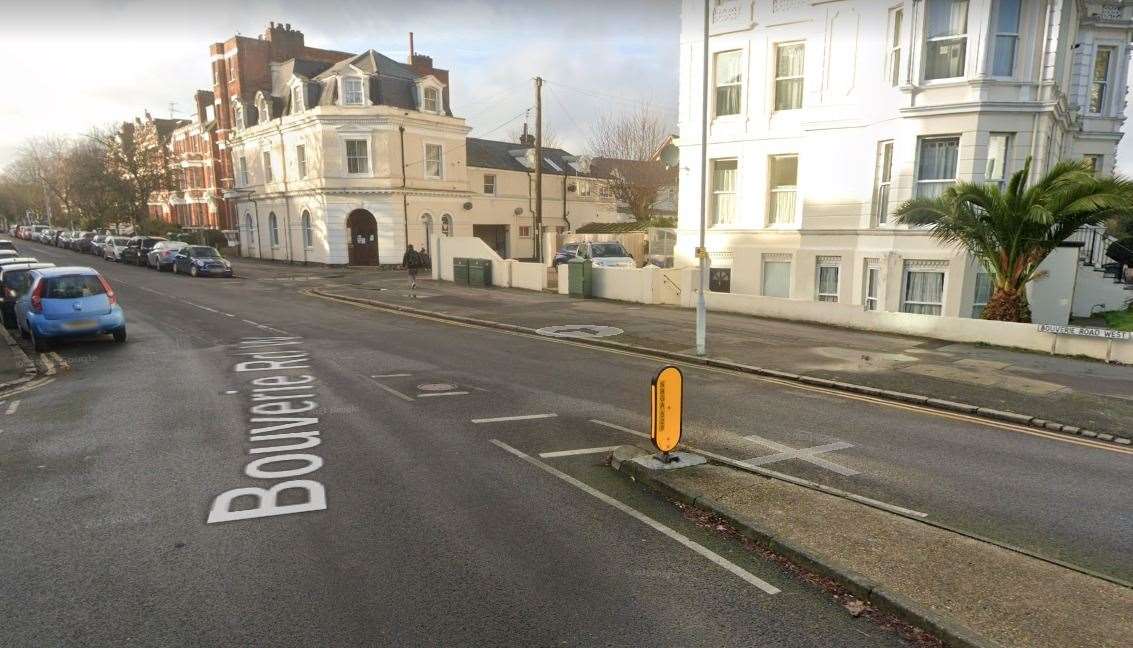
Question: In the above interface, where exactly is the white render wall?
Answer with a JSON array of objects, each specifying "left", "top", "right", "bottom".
[{"left": 675, "top": 0, "right": 1132, "bottom": 323}]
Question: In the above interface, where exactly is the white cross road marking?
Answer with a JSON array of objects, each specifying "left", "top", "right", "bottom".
[
  {"left": 472, "top": 413, "right": 557, "bottom": 424},
  {"left": 417, "top": 383, "right": 456, "bottom": 392},
  {"left": 371, "top": 373, "right": 412, "bottom": 378},
  {"left": 372, "top": 381, "right": 415, "bottom": 402},
  {"left": 491, "top": 439, "right": 780, "bottom": 594},
  {"left": 742, "top": 434, "right": 859, "bottom": 476},
  {"left": 538, "top": 446, "right": 622, "bottom": 458},
  {"left": 416, "top": 391, "right": 469, "bottom": 398},
  {"left": 5, "top": 400, "right": 20, "bottom": 415}
]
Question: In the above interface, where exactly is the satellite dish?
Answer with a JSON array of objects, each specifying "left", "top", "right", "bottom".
[
  {"left": 463, "top": 202, "right": 473, "bottom": 210},
  {"left": 513, "top": 207, "right": 523, "bottom": 216}
]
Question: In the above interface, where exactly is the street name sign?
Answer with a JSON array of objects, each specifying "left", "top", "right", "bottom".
[
  {"left": 650, "top": 366, "right": 684, "bottom": 455},
  {"left": 1037, "top": 324, "right": 1130, "bottom": 341}
]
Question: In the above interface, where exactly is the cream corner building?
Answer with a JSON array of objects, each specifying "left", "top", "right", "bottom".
[
  {"left": 226, "top": 49, "right": 619, "bottom": 266},
  {"left": 677, "top": 0, "right": 1133, "bottom": 322}
]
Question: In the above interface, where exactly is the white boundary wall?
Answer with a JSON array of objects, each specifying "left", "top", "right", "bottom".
[{"left": 443, "top": 250, "right": 1131, "bottom": 364}]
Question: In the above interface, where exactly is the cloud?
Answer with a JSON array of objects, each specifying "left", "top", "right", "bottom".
[{"left": 0, "top": 0, "right": 680, "bottom": 166}]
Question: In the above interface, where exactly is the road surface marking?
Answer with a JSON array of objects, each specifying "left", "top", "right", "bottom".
[
  {"left": 590, "top": 420, "right": 927, "bottom": 518},
  {"left": 223, "top": 313, "right": 236, "bottom": 317},
  {"left": 371, "top": 373, "right": 412, "bottom": 378},
  {"left": 417, "top": 391, "right": 470, "bottom": 398},
  {"left": 186, "top": 302, "right": 219, "bottom": 314},
  {"left": 5, "top": 400, "right": 20, "bottom": 415},
  {"left": 371, "top": 381, "right": 415, "bottom": 402},
  {"left": 242, "top": 319, "right": 262, "bottom": 326},
  {"left": 539, "top": 446, "right": 622, "bottom": 458},
  {"left": 472, "top": 414, "right": 557, "bottom": 424},
  {"left": 590, "top": 419, "right": 650, "bottom": 439},
  {"left": 490, "top": 439, "right": 780, "bottom": 594},
  {"left": 303, "top": 290, "right": 1131, "bottom": 455},
  {"left": 742, "top": 435, "right": 859, "bottom": 476}
]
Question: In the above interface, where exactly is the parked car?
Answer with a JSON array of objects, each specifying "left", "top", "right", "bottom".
[
  {"left": 55, "top": 231, "right": 72, "bottom": 248},
  {"left": 75, "top": 232, "right": 96, "bottom": 254},
  {"left": 552, "top": 243, "right": 581, "bottom": 267},
  {"left": 89, "top": 234, "right": 107, "bottom": 256},
  {"left": 102, "top": 236, "right": 131, "bottom": 262},
  {"left": 0, "top": 239, "right": 16, "bottom": 253},
  {"left": 172, "top": 245, "right": 234, "bottom": 277},
  {"left": 0, "top": 262, "right": 54, "bottom": 328},
  {"left": 119, "top": 236, "right": 165, "bottom": 266},
  {"left": 556, "top": 241, "right": 636, "bottom": 268},
  {"left": 0, "top": 250, "right": 19, "bottom": 261},
  {"left": 0, "top": 257, "right": 38, "bottom": 268},
  {"left": 147, "top": 241, "right": 189, "bottom": 271},
  {"left": 14, "top": 267, "right": 126, "bottom": 352}
]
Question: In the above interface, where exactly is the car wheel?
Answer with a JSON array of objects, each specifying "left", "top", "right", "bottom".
[
  {"left": 30, "top": 327, "right": 48, "bottom": 352},
  {"left": 112, "top": 327, "right": 127, "bottom": 343},
  {"left": 190, "top": 265, "right": 199, "bottom": 278}
]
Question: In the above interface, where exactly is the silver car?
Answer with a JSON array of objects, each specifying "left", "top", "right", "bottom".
[{"left": 103, "top": 236, "right": 132, "bottom": 262}]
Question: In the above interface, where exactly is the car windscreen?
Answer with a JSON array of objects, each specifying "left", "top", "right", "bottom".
[
  {"left": 0, "top": 242, "right": 15, "bottom": 251},
  {"left": 43, "top": 275, "right": 106, "bottom": 299},
  {"left": 188, "top": 246, "right": 220, "bottom": 257},
  {"left": 590, "top": 243, "right": 629, "bottom": 258}
]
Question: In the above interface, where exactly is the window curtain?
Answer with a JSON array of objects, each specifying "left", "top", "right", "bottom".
[
  {"left": 992, "top": 0, "right": 1020, "bottom": 76},
  {"left": 712, "top": 161, "right": 737, "bottom": 225},
  {"left": 918, "top": 139, "right": 958, "bottom": 180},
  {"left": 715, "top": 52, "right": 742, "bottom": 115},
  {"left": 924, "top": 0, "right": 968, "bottom": 79},
  {"left": 775, "top": 45, "right": 804, "bottom": 110},
  {"left": 817, "top": 266, "right": 839, "bottom": 301},
  {"left": 926, "top": 0, "right": 968, "bottom": 38},
  {"left": 763, "top": 261, "right": 791, "bottom": 298},
  {"left": 972, "top": 271, "right": 993, "bottom": 317},
  {"left": 903, "top": 271, "right": 945, "bottom": 315}
]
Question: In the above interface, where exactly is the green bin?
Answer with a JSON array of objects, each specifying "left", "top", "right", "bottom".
[
  {"left": 568, "top": 258, "right": 593, "bottom": 298},
  {"left": 468, "top": 259, "right": 492, "bottom": 287},
  {"left": 453, "top": 258, "right": 470, "bottom": 285}
]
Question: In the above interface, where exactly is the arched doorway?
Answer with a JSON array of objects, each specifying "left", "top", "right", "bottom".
[{"left": 346, "top": 209, "right": 378, "bottom": 265}]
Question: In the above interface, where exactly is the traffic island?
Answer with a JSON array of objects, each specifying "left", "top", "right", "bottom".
[{"left": 609, "top": 445, "right": 1133, "bottom": 648}]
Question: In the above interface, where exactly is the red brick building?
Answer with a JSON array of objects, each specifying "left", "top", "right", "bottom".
[
  {"left": 147, "top": 91, "right": 232, "bottom": 229},
  {"left": 209, "top": 23, "right": 354, "bottom": 199}
]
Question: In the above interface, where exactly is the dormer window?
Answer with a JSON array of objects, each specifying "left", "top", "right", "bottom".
[
  {"left": 343, "top": 77, "right": 365, "bottom": 105},
  {"left": 423, "top": 87, "right": 440, "bottom": 113},
  {"left": 292, "top": 86, "right": 304, "bottom": 113}
]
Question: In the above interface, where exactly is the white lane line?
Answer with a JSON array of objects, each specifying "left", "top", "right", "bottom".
[
  {"left": 589, "top": 420, "right": 928, "bottom": 519},
  {"left": 472, "top": 413, "right": 557, "bottom": 424},
  {"left": 490, "top": 439, "right": 780, "bottom": 594},
  {"left": 5, "top": 400, "right": 20, "bottom": 415},
  {"left": 372, "top": 381, "right": 415, "bottom": 402},
  {"left": 416, "top": 391, "right": 469, "bottom": 398},
  {"left": 242, "top": 319, "right": 262, "bottom": 326},
  {"left": 223, "top": 313, "right": 235, "bottom": 317},
  {"left": 371, "top": 373, "right": 412, "bottom": 378},
  {"left": 186, "top": 302, "right": 219, "bottom": 314},
  {"left": 539, "top": 446, "right": 622, "bottom": 458}
]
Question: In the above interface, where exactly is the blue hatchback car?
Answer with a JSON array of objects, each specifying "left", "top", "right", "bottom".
[{"left": 15, "top": 267, "right": 126, "bottom": 351}]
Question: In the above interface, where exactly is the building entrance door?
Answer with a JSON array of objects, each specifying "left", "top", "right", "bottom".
[
  {"left": 473, "top": 224, "right": 508, "bottom": 258},
  {"left": 347, "top": 209, "right": 378, "bottom": 265}
]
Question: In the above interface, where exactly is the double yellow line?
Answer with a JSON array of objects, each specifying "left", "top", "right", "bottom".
[{"left": 304, "top": 289, "right": 1132, "bottom": 457}]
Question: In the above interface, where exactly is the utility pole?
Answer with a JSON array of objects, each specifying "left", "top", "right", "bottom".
[
  {"left": 534, "top": 76, "right": 544, "bottom": 263},
  {"left": 696, "top": 0, "right": 710, "bottom": 357}
]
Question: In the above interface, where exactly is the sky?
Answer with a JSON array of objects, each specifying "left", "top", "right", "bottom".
[
  {"left": 4, "top": 1, "right": 1133, "bottom": 174},
  {"left": 0, "top": 0, "right": 681, "bottom": 168}
]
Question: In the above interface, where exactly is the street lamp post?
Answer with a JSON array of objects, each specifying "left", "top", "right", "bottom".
[{"left": 696, "top": 0, "right": 710, "bottom": 357}]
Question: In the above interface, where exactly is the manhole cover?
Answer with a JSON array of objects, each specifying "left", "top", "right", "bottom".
[{"left": 536, "top": 325, "right": 624, "bottom": 339}]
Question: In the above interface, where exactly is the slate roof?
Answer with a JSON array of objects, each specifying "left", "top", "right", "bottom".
[
  {"left": 575, "top": 221, "right": 651, "bottom": 234},
  {"left": 466, "top": 138, "right": 608, "bottom": 177},
  {"left": 589, "top": 157, "right": 677, "bottom": 188}
]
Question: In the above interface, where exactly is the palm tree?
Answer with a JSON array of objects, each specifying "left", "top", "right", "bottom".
[{"left": 895, "top": 159, "right": 1133, "bottom": 322}]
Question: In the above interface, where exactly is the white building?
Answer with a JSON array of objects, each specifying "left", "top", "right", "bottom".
[
  {"left": 677, "top": 0, "right": 1133, "bottom": 322},
  {"left": 226, "top": 49, "right": 618, "bottom": 265}
]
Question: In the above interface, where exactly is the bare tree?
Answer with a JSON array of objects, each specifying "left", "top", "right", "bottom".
[{"left": 586, "top": 106, "right": 673, "bottom": 222}]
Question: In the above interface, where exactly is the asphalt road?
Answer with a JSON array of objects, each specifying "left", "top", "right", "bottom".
[{"left": 2, "top": 239, "right": 1130, "bottom": 645}]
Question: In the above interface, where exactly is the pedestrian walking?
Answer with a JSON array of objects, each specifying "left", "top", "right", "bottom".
[
  {"left": 402, "top": 244, "right": 423, "bottom": 298},
  {"left": 417, "top": 245, "right": 431, "bottom": 271}
]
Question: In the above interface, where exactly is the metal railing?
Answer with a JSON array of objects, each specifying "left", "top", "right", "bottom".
[{"left": 1068, "top": 225, "right": 1132, "bottom": 285}]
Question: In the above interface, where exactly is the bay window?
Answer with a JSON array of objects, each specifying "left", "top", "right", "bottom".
[
  {"left": 1090, "top": 47, "right": 1114, "bottom": 113},
  {"left": 986, "top": 134, "right": 1011, "bottom": 188},
  {"left": 991, "top": 0, "right": 1021, "bottom": 77},
  {"left": 924, "top": 0, "right": 969, "bottom": 80},
  {"left": 916, "top": 137, "right": 959, "bottom": 198}
]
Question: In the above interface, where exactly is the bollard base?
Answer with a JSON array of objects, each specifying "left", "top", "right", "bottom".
[{"left": 631, "top": 451, "right": 706, "bottom": 471}]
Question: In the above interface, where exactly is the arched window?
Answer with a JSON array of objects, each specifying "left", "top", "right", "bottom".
[
  {"left": 301, "top": 210, "right": 313, "bottom": 248},
  {"left": 269, "top": 212, "right": 279, "bottom": 247},
  {"left": 441, "top": 213, "right": 453, "bottom": 236}
]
